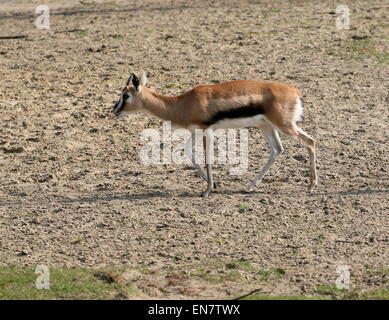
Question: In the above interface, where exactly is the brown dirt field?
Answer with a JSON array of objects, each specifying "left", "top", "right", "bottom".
[{"left": 0, "top": 0, "right": 388, "bottom": 299}]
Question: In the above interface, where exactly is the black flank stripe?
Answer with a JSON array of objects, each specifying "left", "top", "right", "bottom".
[{"left": 203, "top": 102, "right": 265, "bottom": 126}]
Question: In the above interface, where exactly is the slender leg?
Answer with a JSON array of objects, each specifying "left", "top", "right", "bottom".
[
  {"left": 184, "top": 134, "right": 207, "bottom": 181},
  {"left": 296, "top": 127, "right": 318, "bottom": 192},
  {"left": 247, "top": 126, "right": 283, "bottom": 191},
  {"left": 203, "top": 129, "right": 215, "bottom": 197},
  {"left": 276, "top": 122, "right": 318, "bottom": 192}
]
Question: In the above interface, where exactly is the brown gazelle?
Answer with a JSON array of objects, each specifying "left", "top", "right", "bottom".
[{"left": 113, "top": 72, "right": 318, "bottom": 197}]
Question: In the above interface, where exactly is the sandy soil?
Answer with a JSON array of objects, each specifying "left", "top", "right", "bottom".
[{"left": 0, "top": 0, "right": 388, "bottom": 299}]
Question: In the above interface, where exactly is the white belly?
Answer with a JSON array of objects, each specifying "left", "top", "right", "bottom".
[{"left": 211, "top": 114, "right": 267, "bottom": 129}]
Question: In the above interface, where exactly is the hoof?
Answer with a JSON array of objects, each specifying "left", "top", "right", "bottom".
[
  {"left": 308, "top": 182, "right": 317, "bottom": 193},
  {"left": 202, "top": 191, "right": 210, "bottom": 198},
  {"left": 203, "top": 181, "right": 216, "bottom": 197}
]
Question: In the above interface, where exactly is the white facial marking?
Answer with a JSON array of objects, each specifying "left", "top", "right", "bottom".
[{"left": 126, "top": 93, "right": 134, "bottom": 104}]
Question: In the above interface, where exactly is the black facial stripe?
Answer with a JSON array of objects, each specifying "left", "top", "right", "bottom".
[
  {"left": 203, "top": 102, "right": 266, "bottom": 126},
  {"left": 113, "top": 91, "right": 125, "bottom": 114},
  {"left": 126, "top": 73, "right": 140, "bottom": 91},
  {"left": 131, "top": 74, "right": 140, "bottom": 89},
  {"left": 126, "top": 75, "right": 133, "bottom": 86}
]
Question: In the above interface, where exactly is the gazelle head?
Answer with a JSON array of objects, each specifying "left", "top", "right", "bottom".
[{"left": 112, "top": 72, "right": 148, "bottom": 117}]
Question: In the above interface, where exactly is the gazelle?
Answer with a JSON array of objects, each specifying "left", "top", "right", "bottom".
[{"left": 113, "top": 72, "right": 318, "bottom": 197}]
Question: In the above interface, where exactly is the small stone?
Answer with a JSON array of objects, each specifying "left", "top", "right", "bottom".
[{"left": 17, "top": 251, "right": 28, "bottom": 257}]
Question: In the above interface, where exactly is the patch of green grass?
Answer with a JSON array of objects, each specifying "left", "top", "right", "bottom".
[
  {"left": 187, "top": 259, "right": 266, "bottom": 284},
  {"left": 14, "top": 208, "right": 37, "bottom": 217},
  {"left": 358, "top": 289, "right": 389, "bottom": 300},
  {"left": 2, "top": 264, "right": 387, "bottom": 300},
  {"left": 190, "top": 266, "right": 241, "bottom": 283},
  {"left": 188, "top": 259, "right": 259, "bottom": 284},
  {"left": 258, "top": 268, "right": 286, "bottom": 281},
  {"left": 76, "top": 30, "right": 88, "bottom": 36},
  {"left": 315, "top": 284, "right": 348, "bottom": 295},
  {"left": 130, "top": 265, "right": 152, "bottom": 275},
  {"left": 238, "top": 203, "right": 250, "bottom": 212},
  {"left": 339, "top": 38, "right": 389, "bottom": 64},
  {"left": 44, "top": 65, "right": 56, "bottom": 71},
  {"left": 0, "top": 265, "right": 137, "bottom": 300},
  {"left": 242, "top": 286, "right": 389, "bottom": 300},
  {"left": 112, "top": 34, "right": 125, "bottom": 40},
  {"left": 226, "top": 261, "right": 254, "bottom": 273},
  {"left": 366, "top": 267, "right": 389, "bottom": 277},
  {"left": 315, "top": 284, "right": 389, "bottom": 300},
  {"left": 188, "top": 260, "right": 286, "bottom": 284},
  {"left": 164, "top": 83, "right": 177, "bottom": 89},
  {"left": 296, "top": 19, "right": 307, "bottom": 25},
  {"left": 239, "top": 294, "right": 326, "bottom": 300}
]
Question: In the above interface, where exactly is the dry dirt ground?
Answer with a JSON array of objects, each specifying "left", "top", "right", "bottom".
[{"left": 0, "top": 0, "right": 388, "bottom": 299}]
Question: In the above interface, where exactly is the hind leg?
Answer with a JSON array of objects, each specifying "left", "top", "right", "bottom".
[
  {"left": 247, "top": 124, "right": 284, "bottom": 191},
  {"left": 202, "top": 129, "right": 215, "bottom": 197},
  {"left": 278, "top": 123, "right": 318, "bottom": 192},
  {"left": 297, "top": 127, "right": 318, "bottom": 191}
]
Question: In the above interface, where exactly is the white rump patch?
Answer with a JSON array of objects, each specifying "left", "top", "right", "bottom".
[{"left": 294, "top": 97, "right": 304, "bottom": 122}]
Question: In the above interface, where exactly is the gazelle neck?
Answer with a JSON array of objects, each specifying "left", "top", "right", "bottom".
[{"left": 141, "top": 87, "right": 180, "bottom": 122}]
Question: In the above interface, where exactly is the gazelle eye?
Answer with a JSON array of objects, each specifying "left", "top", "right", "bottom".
[{"left": 123, "top": 93, "right": 129, "bottom": 100}]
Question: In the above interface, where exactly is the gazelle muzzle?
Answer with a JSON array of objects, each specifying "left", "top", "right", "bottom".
[{"left": 112, "top": 92, "right": 125, "bottom": 116}]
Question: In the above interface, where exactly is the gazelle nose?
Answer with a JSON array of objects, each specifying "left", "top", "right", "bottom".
[{"left": 112, "top": 101, "right": 120, "bottom": 115}]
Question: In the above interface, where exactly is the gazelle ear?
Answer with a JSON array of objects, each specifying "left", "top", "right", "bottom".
[
  {"left": 126, "top": 74, "right": 133, "bottom": 86},
  {"left": 140, "top": 71, "right": 148, "bottom": 86},
  {"left": 127, "top": 73, "right": 140, "bottom": 92}
]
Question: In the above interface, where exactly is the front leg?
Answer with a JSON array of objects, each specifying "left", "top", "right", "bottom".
[
  {"left": 185, "top": 133, "right": 217, "bottom": 189},
  {"left": 202, "top": 130, "right": 215, "bottom": 197},
  {"left": 203, "top": 163, "right": 214, "bottom": 197},
  {"left": 184, "top": 134, "right": 207, "bottom": 180}
]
